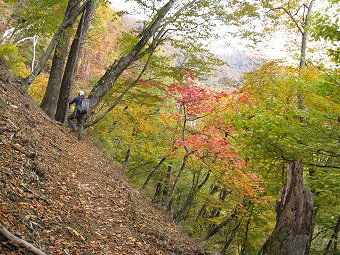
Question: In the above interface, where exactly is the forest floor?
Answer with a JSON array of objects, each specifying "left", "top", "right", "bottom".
[{"left": 0, "top": 63, "right": 210, "bottom": 255}]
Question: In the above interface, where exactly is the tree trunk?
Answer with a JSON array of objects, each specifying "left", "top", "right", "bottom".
[
  {"left": 241, "top": 203, "right": 254, "bottom": 255},
  {"left": 174, "top": 170, "right": 210, "bottom": 223},
  {"left": 323, "top": 216, "right": 340, "bottom": 255},
  {"left": 122, "top": 147, "right": 131, "bottom": 173},
  {"left": 299, "top": 0, "right": 314, "bottom": 70},
  {"left": 153, "top": 183, "right": 163, "bottom": 203},
  {"left": 298, "top": 0, "right": 314, "bottom": 119},
  {"left": 40, "top": 35, "right": 70, "bottom": 118},
  {"left": 23, "top": 0, "right": 92, "bottom": 87},
  {"left": 164, "top": 154, "right": 189, "bottom": 211},
  {"left": 55, "top": 0, "right": 97, "bottom": 123},
  {"left": 196, "top": 204, "right": 207, "bottom": 222},
  {"left": 204, "top": 211, "right": 236, "bottom": 241},
  {"left": 221, "top": 220, "right": 242, "bottom": 254},
  {"left": 259, "top": 159, "right": 317, "bottom": 255},
  {"left": 163, "top": 165, "right": 173, "bottom": 198},
  {"left": 140, "top": 156, "right": 167, "bottom": 191},
  {"left": 87, "top": 0, "right": 175, "bottom": 114},
  {"left": 40, "top": 1, "right": 77, "bottom": 118}
]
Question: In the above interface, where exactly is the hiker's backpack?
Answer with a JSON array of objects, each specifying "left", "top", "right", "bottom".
[{"left": 76, "top": 98, "right": 90, "bottom": 115}]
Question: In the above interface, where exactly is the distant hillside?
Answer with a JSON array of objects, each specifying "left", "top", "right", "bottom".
[{"left": 205, "top": 47, "right": 265, "bottom": 90}]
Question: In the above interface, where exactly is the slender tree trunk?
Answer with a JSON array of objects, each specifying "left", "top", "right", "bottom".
[
  {"left": 85, "top": 46, "right": 157, "bottom": 128},
  {"left": 323, "top": 216, "right": 340, "bottom": 255},
  {"left": 174, "top": 170, "right": 210, "bottom": 223},
  {"left": 196, "top": 204, "right": 207, "bottom": 222},
  {"left": 299, "top": 0, "right": 314, "bottom": 70},
  {"left": 140, "top": 156, "right": 167, "bottom": 191},
  {"left": 241, "top": 203, "right": 254, "bottom": 255},
  {"left": 55, "top": 0, "right": 97, "bottom": 123},
  {"left": 221, "top": 220, "right": 242, "bottom": 254},
  {"left": 196, "top": 186, "right": 219, "bottom": 222},
  {"left": 23, "top": 0, "right": 92, "bottom": 87},
  {"left": 298, "top": 0, "right": 314, "bottom": 118},
  {"left": 153, "top": 183, "right": 163, "bottom": 203},
  {"left": 204, "top": 211, "right": 236, "bottom": 241},
  {"left": 87, "top": 0, "right": 175, "bottom": 114},
  {"left": 40, "top": 0, "right": 77, "bottom": 118},
  {"left": 163, "top": 165, "right": 173, "bottom": 198},
  {"left": 259, "top": 159, "right": 317, "bottom": 255},
  {"left": 164, "top": 154, "right": 189, "bottom": 211},
  {"left": 122, "top": 147, "right": 131, "bottom": 173}
]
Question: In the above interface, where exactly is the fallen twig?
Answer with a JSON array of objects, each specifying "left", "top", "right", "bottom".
[
  {"left": 20, "top": 184, "right": 52, "bottom": 206},
  {"left": 10, "top": 143, "right": 36, "bottom": 159},
  {"left": 0, "top": 224, "right": 48, "bottom": 255}
]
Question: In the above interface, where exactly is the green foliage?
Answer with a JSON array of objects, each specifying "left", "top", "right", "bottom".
[
  {"left": 312, "top": 0, "right": 340, "bottom": 63},
  {"left": 8, "top": 0, "right": 68, "bottom": 37},
  {"left": 0, "top": 44, "right": 29, "bottom": 77},
  {"left": 232, "top": 61, "right": 340, "bottom": 253}
]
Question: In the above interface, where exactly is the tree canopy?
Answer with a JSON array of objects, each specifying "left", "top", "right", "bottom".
[{"left": 0, "top": 0, "right": 339, "bottom": 254}]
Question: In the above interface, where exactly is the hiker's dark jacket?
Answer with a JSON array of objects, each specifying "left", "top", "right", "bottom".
[{"left": 69, "top": 95, "right": 85, "bottom": 107}]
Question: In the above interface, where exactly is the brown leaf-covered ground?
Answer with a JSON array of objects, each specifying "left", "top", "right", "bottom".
[{"left": 0, "top": 64, "right": 210, "bottom": 255}]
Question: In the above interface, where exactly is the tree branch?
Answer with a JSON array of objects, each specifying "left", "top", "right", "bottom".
[
  {"left": 0, "top": 224, "right": 47, "bottom": 255},
  {"left": 85, "top": 46, "right": 155, "bottom": 128}
]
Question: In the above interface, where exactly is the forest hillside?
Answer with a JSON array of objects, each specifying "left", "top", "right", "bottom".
[
  {"left": 0, "top": 0, "right": 339, "bottom": 254},
  {"left": 0, "top": 64, "right": 208, "bottom": 255}
]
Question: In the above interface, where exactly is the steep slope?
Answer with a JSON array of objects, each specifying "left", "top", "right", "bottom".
[{"left": 0, "top": 64, "right": 209, "bottom": 255}]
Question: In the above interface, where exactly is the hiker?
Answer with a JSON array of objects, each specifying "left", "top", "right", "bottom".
[{"left": 68, "top": 90, "right": 90, "bottom": 140}]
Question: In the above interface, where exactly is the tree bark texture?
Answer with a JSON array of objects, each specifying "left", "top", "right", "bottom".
[
  {"left": 259, "top": 159, "right": 317, "bottom": 255},
  {"left": 55, "top": 0, "right": 97, "bottom": 123},
  {"left": 88, "top": 0, "right": 175, "bottom": 114},
  {"left": 23, "top": 0, "right": 92, "bottom": 87},
  {"left": 40, "top": 1, "right": 77, "bottom": 118}
]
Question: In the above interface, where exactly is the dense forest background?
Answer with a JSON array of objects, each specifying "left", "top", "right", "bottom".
[{"left": 0, "top": 0, "right": 339, "bottom": 254}]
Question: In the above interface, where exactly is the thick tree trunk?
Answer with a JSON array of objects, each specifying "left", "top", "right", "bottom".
[
  {"left": 55, "top": 0, "right": 97, "bottom": 123},
  {"left": 87, "top": 0, "right": 175, "bottom": 114},
  {"left": 259, "top": 159, "right": 317, "bottom": 255},
  {"left": 40, "top": 0, "right": 77, "bottom": 118},
  {"left": 23, "top": 0, "right": 92, "bottom": 87},
  {"left": 40, "top": 36, "right": 70, "bottom": 118}
]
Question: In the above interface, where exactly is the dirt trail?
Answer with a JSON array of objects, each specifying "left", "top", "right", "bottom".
[{"left": 0, "top": 65, "right": 208, "bottom": 255}]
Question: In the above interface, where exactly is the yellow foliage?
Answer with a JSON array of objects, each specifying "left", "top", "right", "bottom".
[{"left": 29, "top": 75, "right": 48, "bottom": 104}]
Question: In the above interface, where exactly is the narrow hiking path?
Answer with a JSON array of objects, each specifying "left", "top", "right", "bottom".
[{"left": 0, "top": 65, "right": 208, "bottom": 254}]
